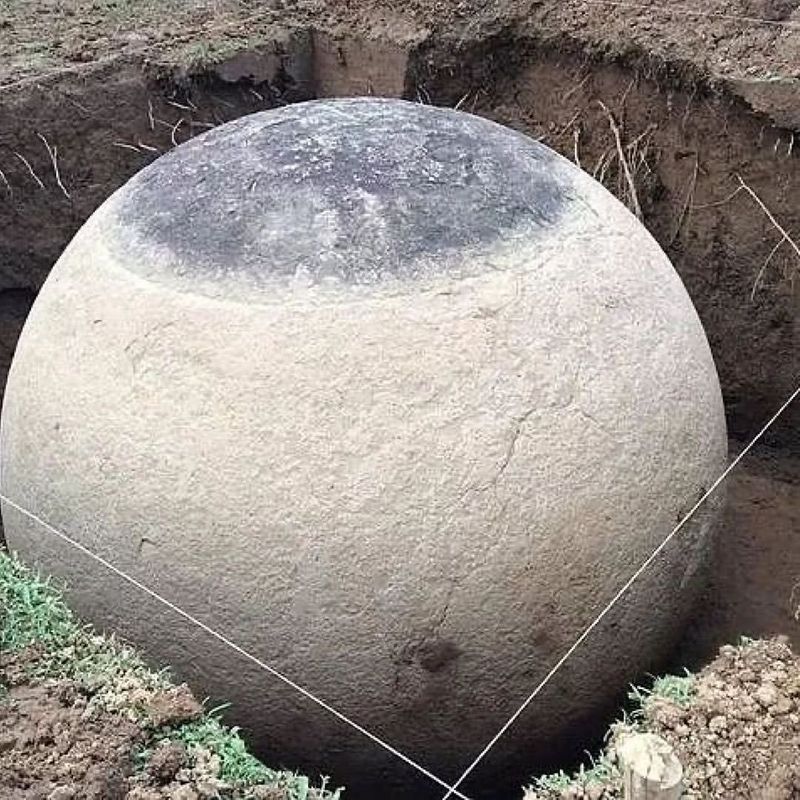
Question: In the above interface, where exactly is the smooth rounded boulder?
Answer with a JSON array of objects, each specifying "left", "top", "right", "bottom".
[{"left": 1, "top": 97, "right": 727, "bottom": 799}]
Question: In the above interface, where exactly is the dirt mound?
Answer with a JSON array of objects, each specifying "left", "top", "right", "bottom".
[
  {"left": 528, "top": 637, "right": 800, "bottom": 799},
  {"left": 0, "top": 554, "right": 339, "bottom": 800},
  {"left": 653, "top": 638, "right": 800, "bottom": 798},
  {"left": 0, "top": 655, "right": 140, "bottom": 800}
]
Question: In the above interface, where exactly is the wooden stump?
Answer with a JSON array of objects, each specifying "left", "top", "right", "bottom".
[{"left": 617, "top": 732, "right": 683, "bottom": 799}]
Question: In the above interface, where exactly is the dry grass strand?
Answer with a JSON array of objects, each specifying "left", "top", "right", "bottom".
[
  {"left": 13, "top": 151, "right": 45, "bottom": 191},
  {"left": 598, "top": 100, "right": 643, "bottom": 219},
  {"left": 37, "top": 133, "right": 70, "bottom": 199}
]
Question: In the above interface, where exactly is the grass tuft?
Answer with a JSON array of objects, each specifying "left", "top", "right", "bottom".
[
  {"left": 628, "top": 670, "right": 696, "bottom": 710},
  {"left": 525, "top": 669, "right": 696, "bottom": 798},
  {"left": 0, "top": 552, "right": 343, "bottom": 799},
  {"left": 528, "top": 750, "right": 620, "bottom": 794},
  {"left": 0, "top": 554, "right": 76, "bottom": 651}
]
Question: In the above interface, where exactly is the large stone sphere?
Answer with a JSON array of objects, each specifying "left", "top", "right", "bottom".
[{"left": 1, "top": 98, "right": 726, "bottom": 798}]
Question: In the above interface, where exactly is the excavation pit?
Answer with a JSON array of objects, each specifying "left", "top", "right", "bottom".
[{"left": 0, "top": 3, "right": 798, "bottom": 798}]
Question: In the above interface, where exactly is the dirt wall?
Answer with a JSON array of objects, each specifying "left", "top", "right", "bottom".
[
  {"left": 1, "top": 24, "right": 798, "bottom": 445},
  {"left": 0, "top": 12, "right": 798, "bottom": 793}
]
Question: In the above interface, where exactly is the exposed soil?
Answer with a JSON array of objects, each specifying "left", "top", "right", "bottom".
[
  {"left": 652, "top": 638, "right": 800, "bottom": 800},
  {"left": 681, "top": 443, "right": 800, "bottom": 663},
  {"left": 1, "top": 646, "right": 150, "bottom": 800},
  {"left": 0, "top": 0, "right": 799, "bottom": 797},
  {"left": 0, "top": 645, "right": 304, "bottom": 800},
  {"left": 0, "top": 655, "right": 141, "bottom": 800},
  {"left": 526, "top": 637, "right": 800, "bottom": 799}
]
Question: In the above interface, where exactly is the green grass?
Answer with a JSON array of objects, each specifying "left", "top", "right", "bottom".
[
  {"left": 628, "top": 670, "right": 696, "bottom": 711},
  {"left": 0, "top": 551, "right": 169, "bottom": 701},
  {"left": 0, "top": 552, "right": 342, "bottom": 800},
  {"left": 528, "top": 751, "right": 620, "bottom": 794},
  {"left": 1, "top": 558, "right": 76, "bottom": 651},
  {"left": 140, "top": 711, "right": 339, "bottom": 799},
  {"left": 525, "top": 669, "right": 697, "bottom": 798}
]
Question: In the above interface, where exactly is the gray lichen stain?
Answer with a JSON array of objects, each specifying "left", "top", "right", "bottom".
[{"left": 110, "top": 97, "right": 574, "bottom": 292}]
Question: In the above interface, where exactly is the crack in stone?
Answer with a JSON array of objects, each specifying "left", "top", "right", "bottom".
[
  {"left": 486, "top": 405, "right": 539, "bottom": 491},
  {"left": 124, "top": 321, "right": 176, "bottom": 378}
]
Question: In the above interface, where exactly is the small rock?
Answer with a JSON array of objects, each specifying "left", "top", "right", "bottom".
[
  {"left": 774, "top": 695, "right": 794, "bottom": 715},
  {"left": 48, "top": 788, "right": 76, "bottom": 800},
  {"left": 709, "top": 715, "right": 728, "bottom": 733},
  {"left": 756, "top": 683, "right": 779, "bottom": 708},
  {"left": 170, "top": 787, "right": 199, "bottom": 800},
  {"left": 142, "top": 685, "right": 202, "bottom": 728},
  {"left": 149, "top": 742, "right": 187, "bottom": 783}
]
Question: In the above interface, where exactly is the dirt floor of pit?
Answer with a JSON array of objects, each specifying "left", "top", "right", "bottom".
[{"left": 681, "top": 442, "right": 800, "bottom": 665}]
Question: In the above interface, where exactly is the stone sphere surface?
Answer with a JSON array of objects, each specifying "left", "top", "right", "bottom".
[{"left": 1, "top": 98, "right": 726, "bottom": 798}]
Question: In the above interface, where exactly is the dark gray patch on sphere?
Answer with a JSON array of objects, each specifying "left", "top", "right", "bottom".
[{"left": 112, "top": 97, "right": 574, "bottom": 288}]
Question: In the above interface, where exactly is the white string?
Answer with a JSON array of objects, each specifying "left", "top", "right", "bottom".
[
  {"left": 0, "top": 493, "right": 472, "bottom": 800},
  {"left": 441, "top": 382, "right": 800, "bottom": 798},
  {"left": 0, "top": 8, "right": 794, "bottom": 797},
  {"left": 572, "top": 0, "right": 800, "bottom": 29},
  {"left": 3, "top": 383, "right": 798, "bottom": 800}
]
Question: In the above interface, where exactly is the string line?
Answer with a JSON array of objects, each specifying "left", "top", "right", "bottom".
[
  {"left": 0, "top": 493, "right": 471, "bottom": 800},
  {"left": 441, "top": 382, "right": 800, "bottom": 798},
  {"left": 0, "top": 4, "right": 795, "bottom": 796}
]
